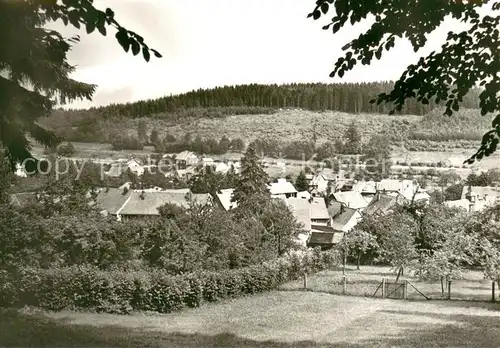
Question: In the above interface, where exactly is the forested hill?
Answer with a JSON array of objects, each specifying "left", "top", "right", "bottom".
[{"left": 62, "top": 82, "right": 480, "bottom": 119}]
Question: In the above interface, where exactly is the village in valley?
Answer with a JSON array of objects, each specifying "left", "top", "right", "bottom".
[
  {"left": 4, "top": 82, "right": 500, "bottom": 347},
  {"left": 11, "top": 144, "right": 500, "bottom": 250},
  {"left": 3, "top": 0, "right": 500, "bottom": 346}
]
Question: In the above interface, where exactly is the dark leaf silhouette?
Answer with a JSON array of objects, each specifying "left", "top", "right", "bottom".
[{"left": 308, "top": 0, "right": 500, "bottom": 163}]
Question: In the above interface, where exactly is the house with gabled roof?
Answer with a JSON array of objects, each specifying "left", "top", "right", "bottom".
[
  {"left": 458, "top": 185, "right": 500, "bottom": 211},
  {"left": 127, "top": 158, "right": 144, "bottom": 176},
  {"left": 214, "top": 162, "right": 230, "bottom": 174},
  {"left": 307, "top": 227, "right": 344, "bottom": 250},
  {"left": 310, "top": 197, "right": 330, "bottom": 225},
  {"left": 352, "top": 180, "right": 377, "bottom": 199},
  {"left": 363, "top": 192, "right": 405, "bottom": 216},
  {"left": 297, "top": 191, "right": 311, "bottom": 200},
  {"left": 268, "top": 178, "right": 298, "bottom": 198},
  {"left": 376, "top": 179, "right": 413, "bottom": 194},
  {"left": 309, "top": 174, "right": 330, "bottom": 194},
  {"left": 176, "top": 151, "right": 200, "bottom": 168},
  {"left": 331, "top": 190, "right": 370, "bottom": 210},
  {"left": 94, "top": 187, "right": 132, "bottom": 219},
  {"left": 118, "top": 190, "right": 211, "bottom": 220},
  {"left": 329, "top": 205, "right": 362, "bottom": 233},
  {"left": 461, "top": 185, "right": 500, "bottom": 202}
]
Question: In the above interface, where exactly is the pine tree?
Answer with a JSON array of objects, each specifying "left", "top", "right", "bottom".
[
  {"left": 363, "top": 135, "right": 392, "bottom": 181},
  {"left": 343, "top": 122, "right": 362, "bottom": 154},
  {"left": 150, "top": 129, "right": 159, "bottom": 144},
  {"left": 295, "top": 171, "right": 308, "bottom": 192},
  {"left": 137, "top": 120, "right": 148, "bottom": 144},
  {"left": 0, "top": 1, "right": 160, "bottom": 171},
  {"left": 231, "top": 142, "right": 270, "bottom": 205}
]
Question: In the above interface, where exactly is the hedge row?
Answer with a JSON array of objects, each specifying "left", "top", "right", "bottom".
[{"left": 0, "top": 249, "right": 339, "bottom": 314}]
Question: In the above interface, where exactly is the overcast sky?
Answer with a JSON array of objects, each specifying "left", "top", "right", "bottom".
[{"left": 60, "top": 0, "right": 470, "bottom": 109}]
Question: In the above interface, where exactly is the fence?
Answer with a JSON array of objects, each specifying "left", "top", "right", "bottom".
[{"left": 281, "top": 270, "right": 498, "bottom": 302}]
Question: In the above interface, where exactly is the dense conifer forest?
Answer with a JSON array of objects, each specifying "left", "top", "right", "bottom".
[
  {"left": 62, "top": 82, "right": 480, "bottom": 119},
  {"left": 41, "top": 82, "right": 484, "bottom": 149}
]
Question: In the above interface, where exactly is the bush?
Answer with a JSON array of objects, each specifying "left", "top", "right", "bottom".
[
  {"left": 0, "top": 249, "right": 339, "bottom": 314},
  {"left": 57, "top": 142, "right": 76, "bottom": 157},
  {"left": 111, "top": 136, "right": 144, "bottom": 151}
]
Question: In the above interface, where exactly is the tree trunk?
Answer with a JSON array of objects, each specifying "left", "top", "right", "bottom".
[
  {"left": 342, "top": 251, "right": 347, "bottom": 275},
  {"left": 357, "top": 252, "right": 361, "bottom": 270},
  {"left": 440, "top": 277, "right": 445, "bottom": 296},
  {"left": 395, "top": 266, "right": 403, "bottom": 283}
]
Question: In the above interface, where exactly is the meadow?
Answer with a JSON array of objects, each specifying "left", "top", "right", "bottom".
[
  {"left": 279, "top": 265, "right": 497, "bottom": 302},
  {"left": 2, "top": 289, "right": 500, "bottom": 347}
]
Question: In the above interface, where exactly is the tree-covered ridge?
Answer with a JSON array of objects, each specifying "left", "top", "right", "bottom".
[{"left": 65, "top": 82, "right": 481, "bottom": 119}]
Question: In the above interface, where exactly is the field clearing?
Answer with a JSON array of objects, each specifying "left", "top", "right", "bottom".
[
  {"left": 133, "top": 110, "right": 423, "bottom": 144},
  {"left": 30, "top": 139, "right": 499, "bottom": 170},
  {"left": 2, "top": 289, "right": 500, "bottom": 347},
  {"left": 279, "top": 265, "right": 497, "bottom": 302}
]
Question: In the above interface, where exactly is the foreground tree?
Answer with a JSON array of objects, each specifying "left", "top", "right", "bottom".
[
  {"left": 417, "top": 227, "right": 477, "bottom": 296},
  {"left": 232, "top": 142, "right": 270, "bottom": 206},
  {"left": 0, "top": 0, "right": 161, "bottom": 170},
  {"left": 343, "top": 122, "right": 362, "bottom": 155},
  {"left": 342, "top": 228, "right": 378, "bottom": 270},
  {"left": 363, "top": 135, "right": 392, "bottom": 180},
  {"left": 294, "top": 171, "right": 308, "bottom": 192},
  {"left": 309, "top": 1, "right": 500, "bottom": 163}
]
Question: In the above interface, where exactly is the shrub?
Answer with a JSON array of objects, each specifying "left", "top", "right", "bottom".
[
  {"left": 57, "top": 142, "right": 76, "bottom": 157},
  {"left": 111, "top": 136, "right": 144, "bottom": 151},
  {"left": 0, "top": 249, "right": 338, "bottom": 314}
]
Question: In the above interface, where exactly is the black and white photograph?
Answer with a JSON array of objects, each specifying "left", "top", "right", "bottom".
[{"left": 1, "top": 0, "right": 500, "bottom": 347}]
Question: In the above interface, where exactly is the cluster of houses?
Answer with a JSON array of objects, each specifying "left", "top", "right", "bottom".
[
  {"left": 11, "top": 151, "right": 241, "bottom": 180},
  {"left": 444, "top": 185, "right": 500, "bottom": 212},
  {"left": 11, "top": 150, "right": 500, "bottom": 250},
  {"left": 103, "top": 151, "right": 241, "bottom": 180},
  {"left": 89, "top": 174, "right": 437, "bottom": 249}
]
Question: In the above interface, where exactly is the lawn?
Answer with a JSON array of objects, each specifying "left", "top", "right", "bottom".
[
  {"left": 279, "top": 265, "right": 497, "bottom": 302},
  {"left": 2, "top": 290, "right": 500, "bottom": 347}
]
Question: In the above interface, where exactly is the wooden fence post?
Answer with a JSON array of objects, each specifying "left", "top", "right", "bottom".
[
  {"left": 303, "top": 273, "right": 308, "bottom": 290},
  {"left": 492, "top": 281, "right": 496, "bottom": 302},
  {"left": 404, "top": 280, "right": 408, "bottom": 300},
  {"left": 382, "top": 278, "right": 386, "bottom": 298},
  {"left": 342, "top": 275, "right": 347, "bottom": 295},
  {"left": 447, "top": 280, "right": 452, "bottom": 300}
]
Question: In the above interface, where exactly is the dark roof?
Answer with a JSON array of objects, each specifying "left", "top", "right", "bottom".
[
  {"left": 308, "top": 231, "right": 344, "bottom": 246},
  {"left": 363, "top": 193, "right": 400, "bottom": 216},
  {"left": 330, "top": 207, "right": 358, "bottom": 231},
  {"left": 95, "top": 188, "right": 132, "bottom": 214},
  {"left": 311, "top": 225, "right": 336, "bottom": 233},
  {"left": 119, "top": 190, "right": 211, "bottom": 216},
  {"left": 327, "top": 201, "right": 342, "bottom": 218}
]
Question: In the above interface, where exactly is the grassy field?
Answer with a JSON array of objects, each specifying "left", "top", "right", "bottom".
[
  {"left": 2, "top": 289, "right": 500, "bottom": 347},
  {"left": 127, "top": 110, "right": 422, "bottom": 144},
  {"left": 279, "top": 265, "right": 497, "bottom": 302}
]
